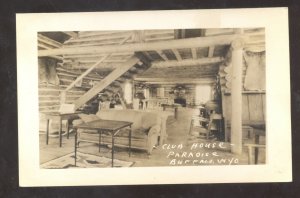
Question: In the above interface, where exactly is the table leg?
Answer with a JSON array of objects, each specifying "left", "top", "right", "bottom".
[
  {"left": 174, "top": 107, "right": 178, "bottom": 119},
  {"left": 74, "top": 128, "right": 77, "bottom": 167},
  {"left": 129, "top": 125, "right": 132, "bottom": 157},
  {"left": 98, "top": 130, "right": 101, "bottom": 152},
  {"left": 254, "top": 134, "right": 260, "bottom": 164},
  {"left": 46, "top": 119, "right": 49, "bottom": 145},
  {"left": 247, "top": 145, "right": 253, "bottom": 164},
  {"left": 111, "top": 132, "right": 114, "bottom": 167},
  {"left": 59, "top": 117, "right": 62, "bottom": 147},
  {"left": 66, "top": 120, "right": 69, "bottom": 139}
]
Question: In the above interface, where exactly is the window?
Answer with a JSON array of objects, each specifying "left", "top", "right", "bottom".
[
  {"left": 124, "top": 82, "right": 132, "bottom": 103},
  {"left": 195, "top": 85, "right": 211, "bottom": 104}
]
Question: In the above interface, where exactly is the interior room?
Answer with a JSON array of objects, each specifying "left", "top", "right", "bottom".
[{"left": 38, "top": 28, "right": 266, "bottom": 168}]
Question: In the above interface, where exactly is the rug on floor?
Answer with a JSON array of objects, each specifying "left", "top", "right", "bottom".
[{"left": 41, "top": 152, "right": 134, "bottom": 168}]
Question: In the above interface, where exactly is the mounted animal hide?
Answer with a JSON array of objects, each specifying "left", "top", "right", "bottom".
[
  {"left": 243, "top": 51, "right": 266, "bottom": 91},
  {"left": 38, "top": 58, "right": 60, "bottom": 85}
]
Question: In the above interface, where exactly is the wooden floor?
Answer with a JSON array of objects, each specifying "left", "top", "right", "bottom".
[{"left": 39, "top": 108, "right": 265, "bottom": 167}]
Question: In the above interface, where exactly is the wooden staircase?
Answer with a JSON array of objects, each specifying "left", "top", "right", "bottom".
[
  {"left": 51, "top": 53, "right": 152, "bottom": 111},
  {"left": 73, "top": 54, "right": 151, "bottom": 109}
]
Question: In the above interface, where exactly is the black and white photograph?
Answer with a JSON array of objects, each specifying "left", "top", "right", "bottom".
[
  {"left": 38, "top": 28, "right": 266, "bottom": 169},
  {"left": 17, "top": 8, "right": 291, "bottom": 186}
]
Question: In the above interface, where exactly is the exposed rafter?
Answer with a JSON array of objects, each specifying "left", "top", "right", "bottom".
[
  {"left": 208, "top": 46, "right": 215, "bottom": 57},
  {"left": 172, "top": 49, "right": 182, "bottom": 61},
  {"left": 157, "top": 51, "right": 168, "bottom": 61},
  {"left": 191, "top": 48, "right": 197, "bottom": 59}
]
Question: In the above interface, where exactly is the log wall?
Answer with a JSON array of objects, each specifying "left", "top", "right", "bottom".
[{"left": 38, "top": 84, "right": 87, "bottom": 113}]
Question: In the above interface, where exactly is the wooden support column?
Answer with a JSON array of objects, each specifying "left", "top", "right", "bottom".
[
  {"left": 230, "top": 38, "right": 244, "bottom": 154},
  {"left": 74, "top": 57, "right": 139, "bottom": 109}
]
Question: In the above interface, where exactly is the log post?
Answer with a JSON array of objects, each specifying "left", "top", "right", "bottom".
[{"left": 230, "top": 37, "right": 244, "bottom": 154}]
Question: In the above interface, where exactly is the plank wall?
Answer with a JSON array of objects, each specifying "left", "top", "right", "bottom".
[{"left": 222, "top": 92, "right": 266, "bottom": 141}]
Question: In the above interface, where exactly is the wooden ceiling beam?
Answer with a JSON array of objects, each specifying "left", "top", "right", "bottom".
[
  {"left": 63, "top": 40, "right": 134, "bottom": 48},
  {"left": 62, "top": 57, "right": 224, "bottom": 70},
  {"left": 142, "top": 52, "right": 154, "bottom": 61},
  {"left": 78, "top": 30, "right": 132, "bottom": 38},
  {"left": 39, "top": 34, "right": 246, "bottom": 56},
  {"left": 63, "top": 57, "right": 131, "bottom": 64},
  {"left": 38, "top": 43, "right": 63, "bottom": 61},
  {"left": 208, "top": 46, "right": 215, "bottom": 57},
  {"left": 144, "top": 30, "right": 174, "bottom": 35},
  {"left": 157, "top": 50, "right": 168, "bottom": 61},
  {"left": 65, "top": 33, "right": 132, "bottom": 44},
  {"left": 145, "top": 36, "right": 174, "bottom": 42},
  {"left": 151, "top": 57, "right": 224, "bottom": 68},
  {"left": 63, "top": 31, "right": 78, "bottom": 38},
  {"left": 38, "top": 43, "right": 52, "bottom": 49},
  {"left": 61, "top": 62, "right": 121, "bottom": 69},
  {"left": 134, "top": 77, "right": 215, "bottom": 84},
  {"left": 172, "top": 49, "right": 182, "bottom": 61},
  {"left": 63, "top": 52, "right": 133, "bottom": 59},
  {"left": 38, "top": 34, "right": 62, "bottom": 48}
]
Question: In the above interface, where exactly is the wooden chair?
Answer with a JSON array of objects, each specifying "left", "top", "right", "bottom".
[
  {"left": 244, "top": 143, "right": 266, "bottom": 164},
  {"left": 189, "top": 113, "right": 223, "bottom": 139},
  {"left": 244, "top": 125, "right": 266, "bottom": 164}
]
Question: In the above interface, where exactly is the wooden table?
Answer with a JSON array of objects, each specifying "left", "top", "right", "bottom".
[
  {"left": 73, "top": 120, "right": 133, "bottom": 167},
  {"left": 43, "top": 112, "right": 80, "bottom": 147}
]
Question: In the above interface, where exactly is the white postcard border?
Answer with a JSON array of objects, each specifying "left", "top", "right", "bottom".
[{"left": 17, "top": 8, "right": 291, "bottom": 186}]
